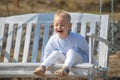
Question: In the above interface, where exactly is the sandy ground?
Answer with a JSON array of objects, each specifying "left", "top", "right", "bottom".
[{"left": 108, "top": 51, "right": 120, "bottom": 78}]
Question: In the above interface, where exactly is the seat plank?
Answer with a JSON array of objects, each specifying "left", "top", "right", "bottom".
[{"left": 0, "top": 63, "right": 93, "bottom": 78}]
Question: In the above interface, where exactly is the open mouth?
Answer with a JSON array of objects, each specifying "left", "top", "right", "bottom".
[{"left": 57, "top": 30, "right": 63, "bottom": 33}]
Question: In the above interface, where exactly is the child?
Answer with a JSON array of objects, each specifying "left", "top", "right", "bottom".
[{"left": 34, "top": 10, "right": 89, "bottom": 77}]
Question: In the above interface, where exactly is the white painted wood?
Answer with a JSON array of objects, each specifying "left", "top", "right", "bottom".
[
  {"left": 41, "top": 23, "right": 50, "bottom": 62},
  {"left": 5, "top": 13, "right": 38, "bottom": 23},
  {"left": 37, "top": 13, "right": 54, "bottom": 23},
  {"left": 81, "top": 22, "right": 87, "bottom": 37},
  {"left": 4, "top": 24, "right": 14, "bottom": 62},
  {"left": 13, "top": 24, "right": 23, "bottom": 62},
  {"left": 98, "top": 15, "right": 109, "bottom": 67},
  {"left": 87, "top": 33, "right": 110, "bottom": 45},
  {"left": 31, "top": 22, "right": 41, "bottom": 62},
  {"left": 0, "top": 63, "right": 93, "bottom": 68},
  {"left": 0, "top": 63, "right": 93, "bottom": 78},
  {"left": 22, "top": 23, "right": 32, "bottom": 63},
  {"left": 71, "top": 23, "right": 77, "bottom": 33},
  {"left": 0, "top": 18, "right": 5, "bottom": 57},
  {"left": 90, "top": 22, "right": 96, "bottom": 33},
  {"left": 70, "top": 13, "right": 100, "bottom": 22},
  {"left": 89, "top": 22, "right": 96, "bottom": 64}
]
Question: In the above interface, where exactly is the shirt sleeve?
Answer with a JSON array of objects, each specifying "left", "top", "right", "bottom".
[
  {"left": 78, "top": 35, "right": 89, "bottom": 54},
  {"left": 42, "top": 35, "right": 56, "bottom": 61}
]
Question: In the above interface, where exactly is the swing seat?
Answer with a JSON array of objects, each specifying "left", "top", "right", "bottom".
[{"left": 0, "top": 13, "right": 109, "bottom": 79}]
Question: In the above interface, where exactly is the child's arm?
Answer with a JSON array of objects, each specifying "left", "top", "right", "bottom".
[
  {"left": 78, "top": 35, "right": 89, "bottom": 54},
  {"left": 42, "top": 36, "right": 56, "bottom": 62}
]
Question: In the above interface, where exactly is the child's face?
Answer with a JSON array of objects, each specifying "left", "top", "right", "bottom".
[{"left": 53, "top": 16, "right": 72, "bottom": 39}]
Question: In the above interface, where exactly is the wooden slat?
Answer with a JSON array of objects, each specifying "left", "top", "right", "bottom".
[
  {"left": 90, "top": 22, "right": 96, "bottom": 33},
  {"left": 13, "top": 24, "right": 23, "bottom": 62},
  {"left": 22, "top": 23, "right": 32, "bottom": 63},
  {"left": 31, "top": 22, "right": 41, "bottom": 62},
  {"left": 71, "top": 22, "right": 77, "bottom": 33},
  {"left": 80, "top": 22, "right": 87, "bottom": 37},
  {"left": 0, "top": 18, "right": 5, "bottom": 57},
  {"left": 41, "top": 23, "right": 50, "bottom": 62},
  {"left": 89, "top": 22, "right": 96, "bottom": 64},
  {"left": 98, "top": 15, "right": 109, "bottom": 67},
  {"left": 4, "top": 24, "right": 14, "bottom": 62}
]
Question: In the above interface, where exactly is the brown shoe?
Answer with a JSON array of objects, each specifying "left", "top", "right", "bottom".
[
  {"left": 34, "top": 65, "right": 46, "bottom": 78},
  {"left": 54, "top": 66, "right": 69, "bottom": 77}
]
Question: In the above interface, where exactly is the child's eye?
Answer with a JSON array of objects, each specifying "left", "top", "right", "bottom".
[
  {"left": 60, "top": 25, "right": 64, "bottom": 27},
  {"left": 54, "top": 24, "right": 65, "bottom": 28},
  {"left": 54, "top": 24, "right": 58, "bottom": 27},
  {"left": 61, "top": 25, "right": 65, "bottom": 28}
]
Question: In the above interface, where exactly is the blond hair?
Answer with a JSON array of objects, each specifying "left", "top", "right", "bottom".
[{"left": 54, "top": 10, "right": 71, "bottom": 22}]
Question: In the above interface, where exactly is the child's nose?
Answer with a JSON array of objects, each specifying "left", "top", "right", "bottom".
[{"left": 57, "top": 25, "right": 61, "bottom": 28}]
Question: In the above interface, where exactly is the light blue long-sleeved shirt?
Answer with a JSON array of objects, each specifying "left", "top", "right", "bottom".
[{"left": 42, "top": 32, "right": 89, "bottom": 63}]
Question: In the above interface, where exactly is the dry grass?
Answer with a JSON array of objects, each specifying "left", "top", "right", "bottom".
[{"left": 108, "top": 51, "right": 120, "bottom": 78}]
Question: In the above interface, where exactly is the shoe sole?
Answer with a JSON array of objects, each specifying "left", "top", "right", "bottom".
[{"left": 34, "top": 71, "right": 46, "bottom": 78}]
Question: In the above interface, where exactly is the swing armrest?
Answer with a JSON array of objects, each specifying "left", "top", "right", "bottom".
[{"left": 87, "top": 33, "right": 110, "bottom": 46}]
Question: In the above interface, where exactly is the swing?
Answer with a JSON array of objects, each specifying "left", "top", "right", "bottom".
[{"left": 0, "top": 0, "right": 116, "bottom": 80}]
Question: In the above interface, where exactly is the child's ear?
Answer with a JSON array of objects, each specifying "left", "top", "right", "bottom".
[
  {"left": 68, "top": 23, "right": 72, "bottom": 31},
  {"left": 69, "top": 23, "right": 72, "bottom": 29}
]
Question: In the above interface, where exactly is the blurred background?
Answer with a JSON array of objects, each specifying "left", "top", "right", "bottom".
[{"left": 0, "top": 0, "right": 120, "bottom": 20}]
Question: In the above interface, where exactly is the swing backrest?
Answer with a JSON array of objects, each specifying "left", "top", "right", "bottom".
[
  {"left": 70, "top": 13, "right": 109, "bottom": 68},
  {"left": 0, "top": 13, "right": 109, "bottom": 68}
]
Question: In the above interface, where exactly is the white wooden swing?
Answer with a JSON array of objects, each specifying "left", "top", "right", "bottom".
[{"left": 0, "top": 0, "right": 116, "bottom": 80}]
